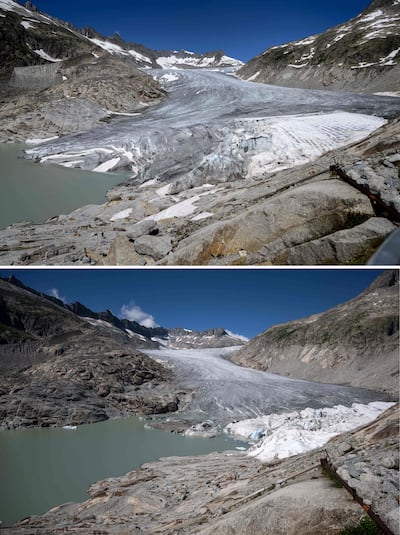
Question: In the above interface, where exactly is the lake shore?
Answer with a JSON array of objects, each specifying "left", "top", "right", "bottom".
[
  {"left": 3, "top": 403, "right": 398, "bottom": 535},
  {"left": 0, "top": 142, "right": 126, "bottom": 230}
]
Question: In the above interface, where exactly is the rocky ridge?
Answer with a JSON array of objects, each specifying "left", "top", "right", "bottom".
[
  {"left": 232, "top": 270, "right": 399, "bottom": 393},
  {"left": 0, "top": 276, "right": 244, "bottom": 429},
  {"left": 4, "top": 401, "right": 398, "bottom": 534},
  {"left": 0, "top": 1, "right": 242, "bottom": 141},
  {"left": 1, "top": 115, "right": 399, "bottom": 266},
  {"left": 238, "top": 0, "right": 400, "bottom": 93},
  {"left": 0, "top": 1, "right": 242, "bottom": 77}
]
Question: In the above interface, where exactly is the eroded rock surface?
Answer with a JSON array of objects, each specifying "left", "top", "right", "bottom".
[{"left": 4, "top": 401, "right": 398, "bottom": 534}]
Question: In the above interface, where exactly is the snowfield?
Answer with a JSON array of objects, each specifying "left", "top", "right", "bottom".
[{"left": 25, "top": 69, "right": 400, "bottom": 189}]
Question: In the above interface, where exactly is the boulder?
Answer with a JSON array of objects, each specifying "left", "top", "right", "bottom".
[
  {"left": 283, "top": 217, "right": 396, "bottom": 265},
  {"left": 126, "top": 220, "right": 157, "bottom": 240},
  {"left": 134, "top": 235, "right": 172, "bottom": 260},
  {"left": 166, "top": 180, "right": 375, "bottom": 265}
]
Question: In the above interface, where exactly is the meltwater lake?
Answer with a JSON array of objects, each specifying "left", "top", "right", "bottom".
[
  {"left": 0, "top": 416, "right": 245, "bottom": 526},
  {"left": 0, "top": 143, "right": 125, "bottom": 229}
]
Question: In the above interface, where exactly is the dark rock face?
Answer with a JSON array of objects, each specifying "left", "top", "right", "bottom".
[
  {"left": 232, "top": 270, "right": 399, "bottom": 393},
  {"left": 0, "top": 1, "right": 166, "bottom": 141},
  {"left": 0, "top": 277, "right": 182, "bottom": 429},
  {"left": 0, "top": 275, "right": 245, "bottom": 429},
  {"left": 0, "top": 3, "right": 94, "bottom": 78},
  {"left": 239, "top": 0, "right": 400, "bottom": 92},
  {"left": 0, "top": 350, "right": 182, "bottom": 430}
]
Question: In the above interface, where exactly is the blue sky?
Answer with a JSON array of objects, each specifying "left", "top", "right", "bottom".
[
  {"left": 31, "top": 0, "right": 370, "bottom": 61},
  {"left": 1, "top": 269, "right": 383, "bottom": 338}
]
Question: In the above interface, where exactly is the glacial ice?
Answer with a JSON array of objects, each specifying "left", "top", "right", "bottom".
[
  {"left": 225, "top": 402, "right": 395, "bottom": 462},
  {"left": 25, "top": 69, "right": 400, "bottom": 191},
  {"left": 144, "top": 348, "right": 391, "bottom": 427}
]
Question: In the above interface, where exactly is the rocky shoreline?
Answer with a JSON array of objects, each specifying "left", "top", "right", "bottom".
[{"left": 3, "top": 403, "right": 398, "bottom": 535}]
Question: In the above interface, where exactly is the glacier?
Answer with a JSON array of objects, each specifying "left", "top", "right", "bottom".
[
  {"left": 25, "top": 68, "right": 400, "bottom": 191},
  {"left": 225, "top": 401, "right": 395, "bottom": 462},
  {"left": 143, "top": 348, "right": 391, "bottom": 427}
]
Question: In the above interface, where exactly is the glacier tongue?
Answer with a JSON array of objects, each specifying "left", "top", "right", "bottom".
[
  {"left": 144, "top": 348, "right": 391, "bottom": 429},
  {"left": 225, "top": 401, "right": 395, "bottom": 462},
  {"left": 25, "top": 69, "right": 398, "bottom": 188}
]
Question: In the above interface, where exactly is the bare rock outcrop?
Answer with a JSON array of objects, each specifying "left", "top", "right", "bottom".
[
  {"left": 239, "top": 0, "right": 400, "bottom": 93},
  {"left": 4, "top": 400, "right": 397, "bottom": 534},
  {"left": 232, "top": 270, "right": 399, "bottom": 393}
]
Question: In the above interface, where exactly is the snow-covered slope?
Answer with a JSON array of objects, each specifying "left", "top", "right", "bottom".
[
  {"left": 154, "top": 50, "right": 243, "bottom": 69},
  {"left": 0, "top": 0, "right": 242, "bottom": 77},
  {"left": 65, "top": 300, "right": 247, "bottom": 350},
  {"left": 85, "top": 37, "right": 243, "bottom": 69},
  {"left": 239, "top": 0, "right": 400, "bottom": 92},
  {"left": 155, "top": 327, "right": 248, "bottom": 349}
]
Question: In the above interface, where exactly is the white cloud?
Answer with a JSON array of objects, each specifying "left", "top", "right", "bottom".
[
  {"left": 225, "top": 329, "right": 249, "bottom": 342},
  {"left": 120, "top": 303, "right": 158, "bottom": 328},
  {"left": 49, "top": 288, "right": 66, "bottom": 303}
]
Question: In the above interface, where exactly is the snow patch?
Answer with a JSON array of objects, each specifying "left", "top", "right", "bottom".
[
  {"left": 293, "top": 36, "right": 316, "bottom": 46},
  {"left": 288, "top": 63, "right": 308, "bottom": 69},
  {"left": 145, "top": 196, "right": 201, "bottom": 221},
  {"left": 34, "top": 49, "right": 62, "bottom": 62},
  {"left": 156, "top": 183, "right": 172, "bottom": 196},
  {"left": 225, "top": 330, "right": 249, "bottom": 342},
  {"left": 139, "top": 179, "right": 158, "bottom": 188},
  {"left": 88, "top": 37, "right": 128, "bottom": 56},
  {"left": 326, "top": 33, "right": 346, "bottom": 48},
  {"left": 25, "top": 136, "right": 59, "bottom": 145},
  {"left": 160, "top": 73, "right": 180, "bottom": 83},
  {"left": 92, "top": 157, "right": 121, "bottom": 173},
  {"left": 247, "top": 71, "right": 260, "bottom": 81},
  {"left": 125, "top": 329, "right": 148, "bottom": 341},
  {"left": 128, "top": 49, "right": 152, "bottom": 63},
  {"left": 374, "top": 91, "right": 400, "bottom": 98},
  {"left": 191, "top": 212, "right": 213, "bottom": 221},
  {"left": 110, "top": 208, "right": 132, "bottom": 221},
  {"left": 106, "top": 110, "right": 141, "bottom": 117},
  {"left": 21, "top": 19, "right": 35, "bottom": 29},
  {"left": 351, "top": 47, "right": 400, "bottom": 69},
  {"left": 0, "top": 0, "right": 22, "bottom": 12},
  {"left": 83, "top": 317, "right": 116, "bottom": 330}
]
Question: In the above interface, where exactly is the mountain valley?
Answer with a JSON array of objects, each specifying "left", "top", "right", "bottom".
[
  {"left": 0, "top": 274, "right": 246, "bottom": 430},
  {"left": 0, "top": 0, "right": 399, "bottom": 265},
  {"left": 0, "top": 270, "right": 398, "bottom": 533}
]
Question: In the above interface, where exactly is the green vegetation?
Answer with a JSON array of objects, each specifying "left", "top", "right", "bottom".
[
  {"left": 321, "top": 465, "right": 343, "bottom": 489},
  {"left": 340, "top": 516, "right": 382, "bottom": 535},
  {"left": 273, "top": 326, "right": 300, "bottom": 341}
]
